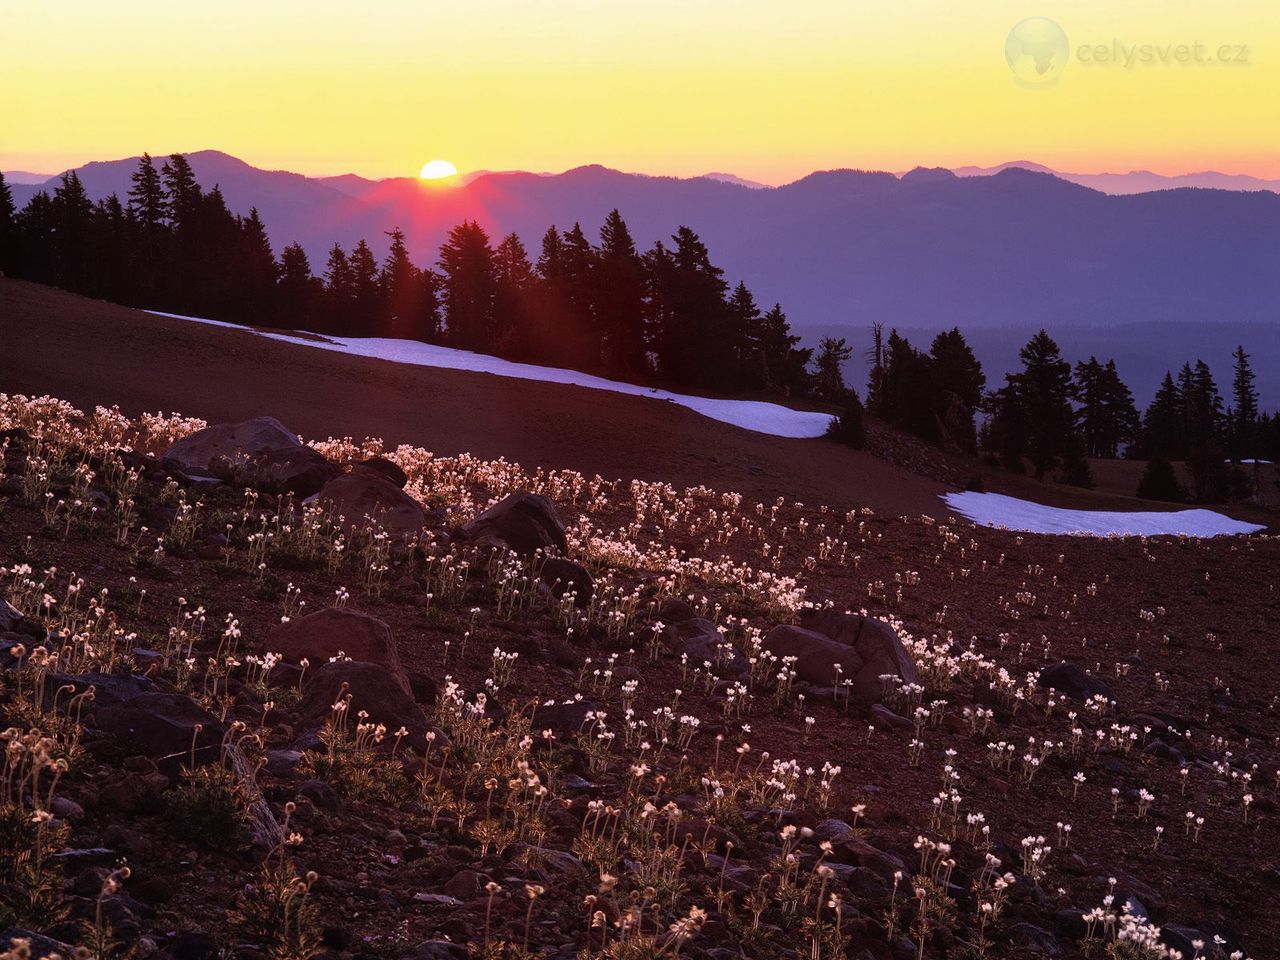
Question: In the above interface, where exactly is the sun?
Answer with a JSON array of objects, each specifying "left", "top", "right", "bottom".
[{"left": 420, "top": 159, "right": 459, "bottom": 181}]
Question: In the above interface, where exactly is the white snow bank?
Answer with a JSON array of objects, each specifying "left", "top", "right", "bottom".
[
  {"left": 147, "top": 311, "right": 832, "bottom": 439},
  {"left": 942, "top": 491, "right": 1264, "bottom": 538}
]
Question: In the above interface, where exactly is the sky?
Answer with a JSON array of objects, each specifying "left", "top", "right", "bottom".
[{"left": 2, "top": 0, "right": 1276, "bottom": 183}]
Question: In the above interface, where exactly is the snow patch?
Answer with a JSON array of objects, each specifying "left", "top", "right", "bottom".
[
  {"left": 941, "top": 491, "right": 1264, "bottom": 538},
  {"left": 146, "top": 311, "right": 832, "bottom": 439}
]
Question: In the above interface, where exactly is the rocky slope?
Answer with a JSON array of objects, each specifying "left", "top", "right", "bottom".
[{"left": 1, "top": 394, "right": 1277, "bottom": 960}]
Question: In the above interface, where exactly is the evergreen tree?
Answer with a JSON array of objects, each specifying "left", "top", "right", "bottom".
[
  {"left": 161, "top": 154, "right": 201, "bottom": 228},
  {"left": 877, "top": 331, "right": 938, "bottom": 440},
  {"left": 528, "top": 226, "right": 571, "bottom": 364},
  {"left": 127, "top": 153, "right": 166, "bottom": 232},
  {"left": 493, "top": 232, "right": 537, "bottom": 354},
  {"left": 986, "top": 330, "right": 1085, "bottom": 482},
  {"left": 813, "top": 337, "right": 853, "bottom": 400},
  {"left": 127, "top": 153, "right": 168, "bottom": 300},
  {"left": 827, "top": 392, "right": 866, "bottom": 449},
  {"left": 322, "top": 243, "right": 354, "bottom": 333},
  {"left": 1140, "top": 372, "right": 1183, "bottom": 459},
  {"left": 1230, "top": 345, "right": 1259, "bottom": 457},
  {"left": 982, "top": 378, "right": 1029, "bottom": 474},
  {"left": 865, "top": 322, "right": 886, "bottom": 412},
  {"left": 12, "top": 191, "right": 55, "bottom": 283},
  {"left": 928, "top": 328, "right": 985, "bottom": 452},
  {"left": 1136, "top": 454, "right": 1186, "bottom": 503},
  {"left": 88, "top": 194, "right": 132, "bottom": 303},
  {"left": 757, "top": 304, "right": 811, "bottom": 395},
  {"left": 379, "top": 227, "right": 422, "bottom": 339},
  {"left": 414, "top": 269, "right": 443, "bottom": 344},
  {"left": 1075, "top": 356, "right": 1138, "bottom": 458},
  {"left": 559, "top": 223, "right": 600, "bottom": 368},
  {"left": 278, "top": 243, "right": 322, "bottom": 329},
  {"left": 1015, "top": 331, "right": 1080, "bottom": 479},
  {"left": 648, "top": 226, "right": 730, "bottom": 388},
  {"left": 437, "top": 220, "right": 497, "bottom": 349},
  {"left": 0, "top": 172, "right": 15, "bottom": 273},
  {"left": 236, "top": 208, "right": 278, "bottom": 324},
  {"left": 726, "top": 281, "right": 764, "bottom": 389},
  {"left": 594, "top": 210, "right": 647, "bottom": 377},
  {"left": 48, "top": 172, "right": 95, "bottom": 289},
  {"left": 347, "top": 239, "right": 380, "bottom": 334}
]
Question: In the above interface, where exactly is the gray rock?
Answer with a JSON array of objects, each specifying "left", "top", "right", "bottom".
[
  {"left": 870, "top": 703, "right": 912, "bottom": 729},
  {"left": 266, "top": 749, "right": 304, "bottom": 777},
  {"left": 539, "top": 557, "right": 594, "bottom": 607},
  {"left": 296, "top": 660, "right": 442, "bottom": 752},
  {"left": 411, "top": 893, "right": 464, "bottom": 907},
  {"left": 315, "top": 469, "right": 427, "bottom": 538},
  {"left": 1, "top": 928, "right": 75, "bottom": 958},
  {"left": 50, "top": 795, "right": 85, "bottom": 821},
  {"left": 297, "top": 779, "right": 344, "bottom": 814},
  {"left": 95, "top": 692, "right": 225, "bottom": 767},
  {"left": 1008, "top": 923, "right": 1064, "bottom": 957},
  {"left": 47, "top": 671, "right": 158, "bottom": 709},
  {"left": 0, "top": 598, "right": 23, "bottom": 633},
  {"left": 798, "top": 609, "right": 920, "bottom": 699},
  {"left": 404, "top": 940, "right": 468, "bottom": 960},
  {"left": 1039, "top": 661, "right": 1117, "bottom": 702},
  {"left": 664, "top": 617, "right": 748, "bottom": 677},
  {"left": 456, "top": 491, "right": 568, "bottom": 557},
  {"left": 164, "top": 417, "right": 301, "bottom": 471},
  {"left": 267, "top": 607, "right": 411, "bottom": 694}
]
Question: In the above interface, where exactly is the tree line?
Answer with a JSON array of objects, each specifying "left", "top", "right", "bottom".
[
  {"left": 0, "top": 156, "right": 854, "bottom": 400},
  {"left": 865, "top": 324, "right": 1277, "bottom": 502},
  {"left": 2, "top": 157, "right": 1277, "bottom": 503}
]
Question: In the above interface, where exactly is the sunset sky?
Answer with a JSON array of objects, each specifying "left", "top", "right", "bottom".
[{"left": 2, "top": 0, "right": 1275, "bottom": 182}]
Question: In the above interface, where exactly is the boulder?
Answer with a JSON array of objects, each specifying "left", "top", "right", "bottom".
[
  {"left": 664, "top": 618, "right": 748, "bottom": 677},
  {"left": 94, "top": 693, "right": 225, "bottom": 767},
  {"left": 357, "top": 457, "right": 408, "bottom": 489},
  {"left": 46, "top": 671, "right": 159, "bottom": 709},
  {"left": 657, "top": 597, "right": 698, "bottom": 623},
  {"left": 164, "top": 416, "right": 300, "bottom": 466},
  {"left": 829, "top": 836, "right": 907, "bottom": 883},
  {"left": 0, "top": 597, "right": 22, "bottom": 633},
  {"left": 799, "top": 610, "right": 919, "bottom": 699},
  {"left": 296, "top": 660, "right": 440, "bottom": 752},
  {"left": 266, "top": 608, "right": 410, "bottom": 695},
  {"left": 237, "top": 446, "right": 339, "bottom": 498},
  {"left": 162, "top": 417, "right": 336, "bottom": 497},
  {"left": 455, "top": 491, "right": 568, "bottom": 557},
  {"left": 315, "top": 470, "right": 428, "bottom": 538},
  {"left": 1, "top": 928, "right": 75, "bottom": 959},
  {"left": 530, "top": 698, "right": 601, "bottom": 740},
  {"left": 1039, "top": 662, "right": 1116, "bottom": 702},
  {"left": 539, "top": 558, "right": 594, "bottom": 607},
  {"left": 1008, "top": 923, "right": 1064, "bottom": 958},
  {"left": 761, "top": 625, "right": 863, "bottom": 689}
]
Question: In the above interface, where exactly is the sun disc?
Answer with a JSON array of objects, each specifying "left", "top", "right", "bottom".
[{"left": 420, "top": 159, "right": 459, "bottom": 180}]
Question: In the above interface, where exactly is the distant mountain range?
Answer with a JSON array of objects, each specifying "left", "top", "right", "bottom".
[
  {"left": 949, "top": 160, "right": 1280, "bottom": 195},
  {"left": 7, "top": 150, "right": 1280, "bottom": 404}
]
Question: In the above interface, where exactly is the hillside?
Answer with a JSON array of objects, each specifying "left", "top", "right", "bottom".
[
  {"left": 0, "top": 279, "right": 949, "bottom": 517},
  {"left": 0, "top": 379, "right": 1277, "bottom": 960}
]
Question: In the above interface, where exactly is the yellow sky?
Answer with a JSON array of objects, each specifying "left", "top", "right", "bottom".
[{"left": 2, "top": 0, "right": 1276, "bottom": 181}]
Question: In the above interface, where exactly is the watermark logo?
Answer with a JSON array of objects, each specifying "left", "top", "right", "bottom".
[
  {"left": 1005, "top": 17, "right": 1070, "bottom": 87},
  {"left": 1006, "top": 16, "right": 1250, "bottom": 87}
]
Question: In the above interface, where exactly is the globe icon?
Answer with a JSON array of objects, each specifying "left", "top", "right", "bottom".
[{"left": 1005, "top": 17, "right": 1069, "bottom": 86}]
